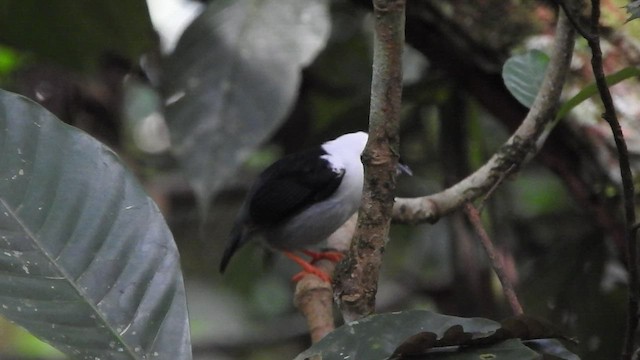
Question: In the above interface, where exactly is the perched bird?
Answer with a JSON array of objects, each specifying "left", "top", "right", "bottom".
[{"left": 219, "top": 132, "right": 369, "bottom": 282}]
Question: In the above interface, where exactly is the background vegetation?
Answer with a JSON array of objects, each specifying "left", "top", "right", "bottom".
[{"left": 0, "top": 0, "right": 639, "bottom": 359}]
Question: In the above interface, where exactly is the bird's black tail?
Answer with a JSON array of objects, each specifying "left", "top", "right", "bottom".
[{"left": 219, "top": 223, "right": 249, "bottom": 273}]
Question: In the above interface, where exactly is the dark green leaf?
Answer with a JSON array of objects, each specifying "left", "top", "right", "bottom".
[
  {"left": 525, "top": 339, "right": 580, "bottom": 360},
  {"left": 162, "top": 0, "right": 330, "bottom": 210},
  {"left": 391, "top": 314, "right": 571, "bottom": 358},
  {"left": 0, "top": 89, "right": 191, "bottom": 359},
  {"left": 0, "top": 0, "right": 155, "bottom": 71},
  {"left": 398, "top": 339, "right": 542, "bottom": 360},
  {"left": 502, "top": 50, "right": 550, "bottom": 109},
  {"left": 556, "top": 67, "right": 640, "bottom": 120},
  {"left": 294, "top": 310, "right": 543, "bottom": 360}
]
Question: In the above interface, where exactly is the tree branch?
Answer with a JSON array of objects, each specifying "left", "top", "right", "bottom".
[
  {"left": 392, "top": 10, "right": 575, "bottom": 225},
  {"left": 333, "top": 0, "right": 406, "bottom": 322},
  {"left": 292, "top": 215, "right": 357, "bottom": 343},
  {"left": 464, "top": 203, "right": 524, "bottom": 316},
  {"left": 293, "top": 261, "right": 335, "bottom": 343}
]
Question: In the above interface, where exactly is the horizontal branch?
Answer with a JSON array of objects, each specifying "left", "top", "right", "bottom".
[{"left": 393, "top": 10, "right": 575, "bottom": 224}]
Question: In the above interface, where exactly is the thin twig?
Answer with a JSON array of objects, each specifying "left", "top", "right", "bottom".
[
  {"left": 464, "top": 203, "right": 524, "bottom": 316},
  {"left": 562, "top": 1, "right": 640, "bottom": 357},
  {"left": 568, "top": 0, "right": 640, "bottom": 358},
  {"left": 556, "top": 0, "right": 592, "bottom": 40}
]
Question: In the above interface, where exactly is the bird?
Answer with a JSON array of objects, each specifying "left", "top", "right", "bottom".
[{"left": 219, "top": 132, "right": 370, "bottom": 282}]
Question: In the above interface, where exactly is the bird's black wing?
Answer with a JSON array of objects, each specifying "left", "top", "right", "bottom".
[{"left": 248, "top": 148, "right": 344, "bottom": 227}]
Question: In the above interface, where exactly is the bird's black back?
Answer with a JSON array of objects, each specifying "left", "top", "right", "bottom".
[{"left": 248, "top": 148, "right": 344, "bottom": 227}]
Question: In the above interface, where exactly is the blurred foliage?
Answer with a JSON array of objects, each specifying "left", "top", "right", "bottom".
[
  {"left": 0, "top": 0, "right": 155, "bottom": 72},
  {"left": 0, "top": 46, "right": 21, "bottom": 78},
  {"left": 0, "top": 0, "right": 638, "bottom": 360},
  {"left": 162, "top": 0, "right": 332, "bottom": 211},
  {"left": 0, "top": 318, "right": 63, "bottom": 358}
]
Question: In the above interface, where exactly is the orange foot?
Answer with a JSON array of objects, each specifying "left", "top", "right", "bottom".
[
  {"left": 284, "top": 251, "right": 332, "bottom": 283},
  {"left": 301, "top": 249, "right": 344, "bottom": 264}
]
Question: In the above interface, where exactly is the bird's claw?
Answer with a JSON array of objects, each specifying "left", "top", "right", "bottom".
[
  {"left": 301, "top": 249, "right": 344, "bottom": 264},
  {"left": 291, "top": 268, "right": 332, "bottom": 283},
  {"left": 284, "top": 251, "right": 334, "bottom": 283}
]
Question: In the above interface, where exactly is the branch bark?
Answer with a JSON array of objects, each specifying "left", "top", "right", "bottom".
[
  {"left": 293, "top": 261, "right": 335, "bottom": 343},
  {"left": 464, "top": 203, "right": 524, "bottom": 316},
  {"left": 392, "top": 10, "right": 575, "bottom": 225},
  {"left": 292, "top": 215, "right": 357, "bottom": 343},
  {"left": 333, "top": 0, "right": 406, "bottom": 322}
]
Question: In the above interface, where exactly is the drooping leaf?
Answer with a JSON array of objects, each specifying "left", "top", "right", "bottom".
[
  {"left": 502, "top": 50, "right": 550, "bottom": 109},
  {"left": 162, "top": 0, "right": 331, "bottom": 210},
  {"left": 556, "top": 67, "right": 640, "bottom": 120},
  {"left": 0, "top": 0, "right": 155, "bottom": 71},
  {"left": 294, "top": 310, "right": 578, "bottom": 360},
  {"left": 0, "top": 89, "right": 191, "bottom": 359}
]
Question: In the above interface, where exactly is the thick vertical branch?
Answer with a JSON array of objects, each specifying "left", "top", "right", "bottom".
[{"left": 333, "top": 0, "right": 405, "bottom": 322}]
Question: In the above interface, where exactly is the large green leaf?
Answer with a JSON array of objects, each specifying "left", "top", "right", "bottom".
[
  {"left": 502, "top": 50, "right": 550, "bottom": 109},
  {"left": 0, "top": 0, "right": 155, "bottom": 71},
  {"left": 162, "top": 0, "right": 330, "bottom": 209},
  {"left": 0, "top": 89, "right": 191, "bottom": 359}
]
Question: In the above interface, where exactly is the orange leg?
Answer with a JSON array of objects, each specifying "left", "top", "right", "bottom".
[
  {"left": 301, "top": 249, "right": 344, "bottom": 263},
  {"left": 283, "top": 251, "right": 332, "bottom": 283}
]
